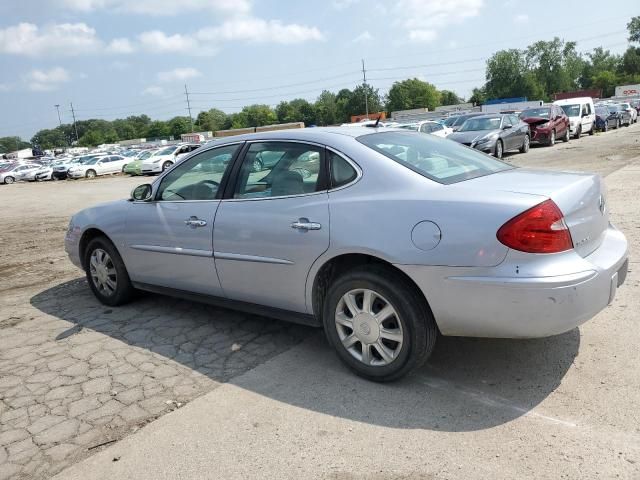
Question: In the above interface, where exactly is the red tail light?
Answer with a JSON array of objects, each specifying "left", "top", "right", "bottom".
[{"left": 497, "top": 199, "right": 573, "bottom": 253}]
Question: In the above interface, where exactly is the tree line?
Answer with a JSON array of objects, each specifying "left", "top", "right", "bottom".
[{"left": 15, "top": 16, "right": 640, "bottom": 150}]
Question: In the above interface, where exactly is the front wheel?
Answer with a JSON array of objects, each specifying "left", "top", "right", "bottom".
[
  {"left": 589, "top": 124, "right": 595, "bottom": 135},
  {"left": 494, "top": 139, "right": 503, "bottom": 159},
  {"left": 574, "top": 125, "right": 581, "bottom": 139},
  {"left": 562, "top": 127, "right": 570, "bottom": 142},
  {"left": 547, "top": 130, "right": 555, "bottom": 146},
  {"left": 519, "top": 134, "right": 530, "bottom": 153},
  {"left": 162, "top": 161, "right": 173, "bottom": 171},
  {"left": 4, "top": 176, "right": 15, "bottom": 184},
  {"left": 84, "top": 237, "right": 134, "bottom": 306},
  {"left": 322, "top": 266, "right": 437, "bottom": 382}
]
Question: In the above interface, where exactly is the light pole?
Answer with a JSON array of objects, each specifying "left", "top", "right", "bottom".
[{"left": 54, "top": 104, "right": 62, "bottom": 127}]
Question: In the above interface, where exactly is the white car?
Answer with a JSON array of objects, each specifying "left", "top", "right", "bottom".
[
  {"left": 618, "top": 102, "right": 637, "bottom": 123},
  {"left": 67, "top": 155, "right": 128, "bottom": 179},
  {"left": 34, "top": 165, "right": 55, "bottom": 181},
  {"left": 399, "top": 121, "right": 453, "bottom": 137},
  {"left": 0, "top": 163, "right": 41, "bottom": 184},
  {"left": 141, "top": 144, "right": 201, "bottom": 175},
  {"left": 15, "top": 164, "right": 44, "bottom": 182},
  {"left": 553, "top": 97, "right": 596, "bottom": 138}
]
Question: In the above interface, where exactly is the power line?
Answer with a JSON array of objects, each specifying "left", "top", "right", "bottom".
[{"left": 184, "top": 84, "right": 194, "bottom": 133}]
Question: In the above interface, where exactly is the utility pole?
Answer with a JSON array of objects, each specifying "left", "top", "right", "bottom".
[
  {"left": 70, "top": 102, "right": 79, "bottom": 143},
  {"left": 54, "top": 104, "right": 62, "bottom": 127},
  {"left": 184, "top": 84, "right": 194, "bottom": 133},
  {"left": 362, "top": 58, "right": 369, "bottom": 119}
]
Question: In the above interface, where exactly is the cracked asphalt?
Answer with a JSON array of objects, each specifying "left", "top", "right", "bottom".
[{"left": 1, "top": 124, "right": 639, "bottom": 479}]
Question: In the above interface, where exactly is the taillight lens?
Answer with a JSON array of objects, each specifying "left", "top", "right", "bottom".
[{"left": 497, "top": 199, "right": 573, "bottom": 253}]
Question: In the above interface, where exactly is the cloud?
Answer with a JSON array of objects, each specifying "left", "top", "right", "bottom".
[
  {"left": 24, "top": 67, "right": 70, "bottom": 91},
  {"left": 142, "top": 86, "right": 165, "bottom": 96},
  {"left": 514, "top": 14, "right": 529, "bottom": 23},
  {"left": 353, "top": 31, "right": 373, "bottom": 43},
  {"left": 59, "top": 0, "right": 251, "bottom": 15},
  {"left": 107, "top": 38, "right": 134, "bottom": 54},
  {"left": 408, "top": 29, "right": 438, "bottom": 43},
  {"left": 0, "top": 22, "right": 101, "bottom": 56},
  {"left": 139, "top": 18, "right": 324, "bottom": 55},
  {"left": 157, "top": 67, "right": 202, "bottom": 82},
  {"left": 0, "top": 83, "right": 11, "bottom": 92},
  {"left": 395, "top": 0, "right": 483, "bottom": 42},
  {"left": 332, "top": 0, "right": 361, "bottom": 9}
]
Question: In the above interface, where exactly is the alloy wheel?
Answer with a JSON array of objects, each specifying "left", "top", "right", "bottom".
[
  {"left": 334, "top": 288, "right": 404, "bottom": 367},
  {"left": 89, "top": 248, "right": 117, "bottom": 297},
  {"left": 4, "top": 176, "right": 14, "bottom": 184},
  {"left": 495, "top": 141, "right": 503, "bottom": 159}
]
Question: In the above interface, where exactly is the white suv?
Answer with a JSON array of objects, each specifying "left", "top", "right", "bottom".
[{"left": 141, "top": 144, "right": 201, "bottom": 175}]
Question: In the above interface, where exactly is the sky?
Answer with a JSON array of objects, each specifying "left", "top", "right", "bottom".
[{"left": 0, "top": 0, "right": 637, "bottom": 140}]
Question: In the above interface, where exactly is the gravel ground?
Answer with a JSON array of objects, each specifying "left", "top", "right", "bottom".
[{"left": 1, "top": 124, "right": 639, "bottom": 479}]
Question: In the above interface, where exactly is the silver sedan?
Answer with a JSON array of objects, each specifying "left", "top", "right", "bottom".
[{"left": 65, "top": 128, "right": 628, "bottom": 381}]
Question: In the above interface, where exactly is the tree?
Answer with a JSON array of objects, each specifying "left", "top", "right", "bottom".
[
  {"left": 387, "top": 78, "right": 440, "bottom": 112},
  {"left": 591, "top": 71, "right": 619, "bottom": 97},
  {"left": 146, "top": 121, "right": 170, "bottom": 139},
  {"left": 112, "top": 119, "right": 137, "bottom": 141},
  {"left": 335, "top": 88, "right": 353, "bottom": 123},
  {"left": 0, "top": 136, "right": 30, "bottom": 152},
  {"left": 78, "top": 129, "right": 105, "bottom": 147},
  {"left": 30, "top": 128, "right": 68, "bottom": 149},
  {"left": 620, "top": 47, "right": 640, "bottom": 77},
  {"left": 628, "top": 16, "right": 640, "bottom": 44},
  {"left": 485, "top": 49, "right": 545, "bottom": 100},
  {"left": 195, "top": 108, "right": 229, "bottom": 132},
  {"left": 439, "top": 90, "right": 461, "bottom": 106},
  {"left": 239, "top": 104, "right": 277, "bottom": 127},
  {"left": 525, "top": 38, "right": 583, "bottom": 97},
  {"left": 314, "top": 90, "right": 338, "bottom": 125},
  {"left": 167, "top": 116, "right": 192, "bottom": 139},
  {"left": 346, "top": 84, "right": 383, "bottom": 118},
  {"left": 469, "top": 87, "right": 486, "bottom": 105}
]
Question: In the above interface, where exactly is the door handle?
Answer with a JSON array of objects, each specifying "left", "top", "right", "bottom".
[
  {"left": 184, "top": 216, "right": 207, "bottom": 228},
  {"left": 291, "top": 218, "right": 321, "bottom": 231}
]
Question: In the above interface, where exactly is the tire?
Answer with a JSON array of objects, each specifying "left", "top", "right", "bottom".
[
  {"left": 4, "top": 176, "right": 14, "bottom": 184},
  {"left": 85, "top": 169, "right": 96, "bottom": 179},
  {"left": 548, "top": 130, "right": 555, "bottom": 146},
  {"left": 519, "top": 135, "right": 530, "bottom": 153},
  {"left": 589, "top": 124, "right": 595, "bottom": 135},
  {"left": 322, "top": 265, "right": 437, "bottom": 382},
  {"left": 562, "top": 127, "right": 570, "bottom": 142},
  {"left": 494, "top": 139, "right": 503, "bottom": 159},
  {"left": 122, "top": 165, "right": 127, "bottom": 173},
  {"left": 162, "top": 161, "right": 173, "bottom": 171},
  {"left": 573, "top": 125, "right": 581, "bottom": 139},
  {"left": 603, "top": 123, "right": 608, "bottom": 132},
  {"left": 84, "top": 236, "right": 134, "bottom": 306},
  {"left": 616, "top": 119, "right": 620, "bottom": 129}
]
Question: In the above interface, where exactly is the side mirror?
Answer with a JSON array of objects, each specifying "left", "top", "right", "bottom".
[
  {"left": 502, "top": 124, "right": 512, "bottom": 130},
  {"left": 131, "top": 184, "right": 153, "bottom": 202}
]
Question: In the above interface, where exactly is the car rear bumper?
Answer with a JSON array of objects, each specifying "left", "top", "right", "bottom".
[{"left": 397, "top": 224, "right": 628, "bottom": 338}]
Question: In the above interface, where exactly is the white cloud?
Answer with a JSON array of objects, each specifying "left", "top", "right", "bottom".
[
  {"left": 395, "top": 0, "right": 483, "bottom": 42},
  {"left": 353, "top": 31, "right": 373, "bottom": 43},
  {"left": 157, "top": 67, "right": 202, "bottom": 83},
  {"left": 138, "top": 31, "right": 201, "bottom": 54},
  {"left": 0, "top": 22, "right": 101, "bottom": 56},
  {"left": 514, "top": 14, "right": 529, "bottom": 23},
  {"left": 142, "top": 85, "right": 165, "bottom": 96},
  {"left": 60, "top": 0, "right": 251, "bottom": 15},
  {"left": 107, "top": 38, "right": 134, "bottom": 54},
  {"left": 24, "top": 67, "right": 71, "bottom": 91},
  {"left": 332, "top": 0, "right": 361, "bottom": 9},
  {"left": 138, "top": 18, "right": 324, "bottom": 55},
  {"left": 408, "top": 29, "right": 438, "bottom": 43}
]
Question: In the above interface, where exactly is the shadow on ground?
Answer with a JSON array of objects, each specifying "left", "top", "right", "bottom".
[{"left": 31, "top": 278, "right": 580, "bottom": 432}]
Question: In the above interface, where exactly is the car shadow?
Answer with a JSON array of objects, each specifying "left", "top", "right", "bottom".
[{"left": 31, "top": 278, "right": 580, "bottom": 432}]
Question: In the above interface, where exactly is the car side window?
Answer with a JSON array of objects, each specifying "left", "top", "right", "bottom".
[
  {"left": 502, "top": 117, "right": 512, "bottom": 128},
  {"left": 432, "top": 123, "right": 443, "bottom": 132},
  {"left": 233, "top": 142, "right": 324, "bottom": 199},
  {"left": 328, "top": 151, "right": 357, "bottom": 188},
  {"left": 509, "top": 115, "right": 519, "bottom": 126},
  {"left": 156, "top": 144, "right": 240, "bottom": 201}
]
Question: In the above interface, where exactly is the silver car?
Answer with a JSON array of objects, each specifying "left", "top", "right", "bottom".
[{"left": 65, "top": 128, "right": 628, "bottom": 381}]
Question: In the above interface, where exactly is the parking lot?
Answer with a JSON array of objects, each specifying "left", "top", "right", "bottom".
[{"left": 1, "top": 125, "right": 640, "bottom": 479}]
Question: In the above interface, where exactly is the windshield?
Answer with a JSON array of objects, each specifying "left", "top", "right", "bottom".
[
  {"left": 560, "top": 104, "right": 580, "bottom": 117},
  {"left": 608, "top": 105, "right": 620, "bottom": 113},
  {"left": 443, "top": 117, "right": 458, "bottom": 127},
  {"left": 138, "top": 150, "right": 153, "bottom": 159},
  {"left": 459, "top": 117, "right": 501, "bottom": 132},
  {"left": 596, "top": 107, "right": 609, "bottom": 116},
  {"left": 521, "top": 108, "right": 550, "bottom": 119},
  {"left": 397, "top": 124, "right": 418, "bottom": 131},
  {"left": 157, "top": 146, "right": 176, "bottom": 155},
  {"left": 357, "top": 131, "right": 512, "bottom": 185}
]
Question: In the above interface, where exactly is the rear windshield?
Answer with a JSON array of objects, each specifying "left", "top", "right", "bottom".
[
  {"left": 357, "top": 131, "right": 513, "bottom": 185},
  {"left": 521, "top": 108, "right": 550, "bottom": 119},
  {"left": 459, "top": 117, "right": 501, "bottom": 131}
]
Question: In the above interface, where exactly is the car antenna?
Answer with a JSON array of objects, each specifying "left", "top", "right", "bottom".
[{"left": 366, "top": 115, "right": 383, "bottom": 128}]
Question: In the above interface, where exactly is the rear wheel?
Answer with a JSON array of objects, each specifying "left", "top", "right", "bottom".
[
  {"left": 84, "top": 237, "right": 134, "bottom": 306},
  {"left": 616, "top": 119, "right": 621, "bottom": 129},
  {"left": 519, "top": 135, "right": 530, "bottom": 153},
  {"left": 86, "top": 169, "right": 96, "bottom": 179},
  {"left": 603, "top": 122, "right": 608, "bottom": 132},
  {"left": 494, "top": 139, "right": 503, "bottom": 159},
  {"left": 589, "top": 124, "right": 595, "bottom": 135},
  {"left": 562, "top": 127, "right": 570, "bottom": 142},
  {"left": 322, "top": 266, "right": 436, "bottom": 382}
]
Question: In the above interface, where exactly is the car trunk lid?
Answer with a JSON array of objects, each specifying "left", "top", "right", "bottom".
[{"left": 465, "top": 168, "right": 608, "bottom": 257}]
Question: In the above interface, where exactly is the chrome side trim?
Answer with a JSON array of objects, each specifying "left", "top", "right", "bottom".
[
  {"left": 214, "top": 251, "right": 294, "bottom": 265},
  {"left": 130, "top": 245, "right": 213, "bottom": 257}
]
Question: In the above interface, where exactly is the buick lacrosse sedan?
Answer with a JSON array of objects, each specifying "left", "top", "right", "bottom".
[{"left": 65, "top": 128, "right": 628, "bottom": 381}]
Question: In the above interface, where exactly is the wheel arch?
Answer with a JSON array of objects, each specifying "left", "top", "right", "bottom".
[
  {"left": 309, "top": 252, "right": 438, "bottom": 332},
  {"left": 78, "top": 228, "right": 116, "bottom": 269}
]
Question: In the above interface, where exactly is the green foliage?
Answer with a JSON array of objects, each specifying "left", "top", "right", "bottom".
[
  {"left": 195, "top": 108, "right": 230, "bottom": 132},
  {"left": 314, "top": 90, "right": 338, "bottom": 125},
  {"left": 167, "top": 116, "right": 192, "bottom": 139},
  {"left": 439, "top": 90, "right": 461, "bottom": 106},
  {"left": 146, "top": 121, "right": 170, "bottom": 139},
  {"left": 0, "top": 136, "right": 30, "bottom": 152},
  {"left": 237, "top": 104, "right": 278, "bottom": 127},
  {"left": 387, "top": 78, "right": 439, "bottom": 112},
  {"left": 276, "top": 98, "right": 316, "bottom": 125},
  {"left": 628, "top": 16, "right": 640, "bottom": 44},
  {"left": 78, "top": 129, "right": 105, "bottom": 147}
]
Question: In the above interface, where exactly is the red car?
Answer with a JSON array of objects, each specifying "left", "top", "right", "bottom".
[{"left": 519, "top": 105, "right": 570, "bottom": 146}]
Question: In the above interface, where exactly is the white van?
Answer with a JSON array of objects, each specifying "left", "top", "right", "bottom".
[{"left": 553, "top": 97, "right": 596, "bottom": 138}]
